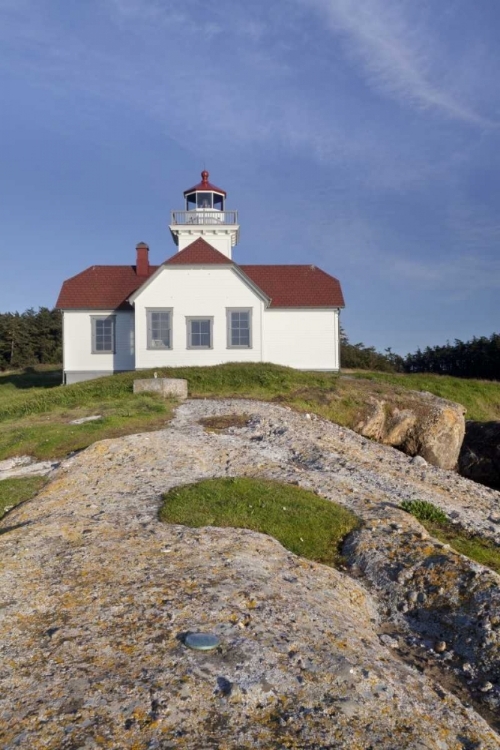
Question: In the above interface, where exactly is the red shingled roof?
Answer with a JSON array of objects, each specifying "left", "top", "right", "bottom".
[
  {"left": 56, "top": 265, "right": 159, "bottom": 311},
  {"left": 184, "top": 170, "right": 226, "bottom": 197},
  {"left": 56, "top": 241, "right": 344, "bottom": 310},
  {"left": 241, "top": 265, "right": 345, "bottom": 308},
  {"left": 164, "top": 238, "right": 233, "bottom": 265}
]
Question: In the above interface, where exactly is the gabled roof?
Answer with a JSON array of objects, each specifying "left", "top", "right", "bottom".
[
  {"left": 56, "top": 265, "right": 159, "bottom": 311},
  {"left": 56, "top": 240, "right": 345, "bottom": 310},
  {"left": 164, "top": 238, "right": 234, "bottom": 265},
  {"left": 241, "top": 265, "right": 345, "bottom": 308}
]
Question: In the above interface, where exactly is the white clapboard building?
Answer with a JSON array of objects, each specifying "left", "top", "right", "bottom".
[{"left": 56, "top": 171, "right": 345, "bottom": 384}]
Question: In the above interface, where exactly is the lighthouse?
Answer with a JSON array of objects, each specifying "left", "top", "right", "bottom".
[{"left": 169, "top": 170, "right": 239, "bottom": 259}]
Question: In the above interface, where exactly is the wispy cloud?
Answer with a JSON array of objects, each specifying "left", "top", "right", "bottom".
[
  {"left": 1, "top": 0, "right": 498, "bottom": 191},
  {"left": 300, "top": 0, "right": 497, "bottom": 128}
]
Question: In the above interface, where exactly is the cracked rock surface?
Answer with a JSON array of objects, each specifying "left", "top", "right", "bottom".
[{"left": 1, "top": 399, "right": 499, "bottom": 749}]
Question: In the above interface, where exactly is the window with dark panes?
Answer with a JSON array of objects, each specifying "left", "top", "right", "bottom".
[
  {"left": 228, "top": 309, "right": 251, "bottom": 348},
  {"left": 92, "top": 316, "right": 115, "bottom": 353},
  {"left": 188, "top": 318, "right": 212, "bottom": 348}
]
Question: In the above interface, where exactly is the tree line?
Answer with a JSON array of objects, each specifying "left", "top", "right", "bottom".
[
  {"left": 341, "top": 327, "right": 500, "bottom": 380},
  {"left": 0, "top": 308, "right": 62, "bottom": 370},
  {"left": 403, "top": 333, "right": 500, "bottom": 380}
]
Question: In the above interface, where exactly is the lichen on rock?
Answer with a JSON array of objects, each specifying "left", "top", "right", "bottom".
[{"left": 1, "top": 399, "right": 499, "bottom": 748}]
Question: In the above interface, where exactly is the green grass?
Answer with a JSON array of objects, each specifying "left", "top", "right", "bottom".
[
  {"left": 159, "top": 477, "right": 361, "bottom": 567},
  {"left": 2, "top": 362, "right": 500, "bottom": 462},
  {"left": 0, "top": 476, "right": 47, "bottom": 519},
  {"left": 401, "top": 500, "right": 500, "bottom": 574},
  {"left": 400, "top": 499, "right": 449, "bottom": 524},
  {"left": 349, "top": 371, "right": 500, "bottom": 422},
  {"left": 0, "top": 393, "right": 174, "bottom": 461},
  {"left": 0, "top": 364, "right": 347, "bottom": 461}
]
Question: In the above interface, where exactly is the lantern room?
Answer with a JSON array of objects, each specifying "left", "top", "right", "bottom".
[
  {"left": 170, "top": 169, "right": 239, "bottom": 257},
  {"left": 184, "top": 170, "right": 226, "bottom": 211}
]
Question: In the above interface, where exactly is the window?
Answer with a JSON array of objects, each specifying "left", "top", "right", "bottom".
[
  {"left": 187, "top": 317, "right": 213, "bottom": 349},
  {"left": 147, "top": 309, "right": 172, "bottom": 349},
  {"left": 91, "top": 315, "right": 115, "bottom": 353},
  {"left": 213, "top": 193, "right": 224, "bottom": 211},
  {"left": 197, "top": 192, "right": 212, "bottom": 209},
  {"left": 227, "top": 309, "right": 252, "bottom": 348}
]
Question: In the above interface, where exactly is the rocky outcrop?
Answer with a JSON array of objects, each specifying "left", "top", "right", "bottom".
[
  {"left": 0, "top": 455, "right": 59, "bottom": 480},
  {"left": 355, "top": 390, "right": 466, "bottom": 469},
  {"left": 1, "top": 400, "right": 499, "bottom": 748},
  {"left": 459, "top": 420, "right": 500, "bottom": 490}
]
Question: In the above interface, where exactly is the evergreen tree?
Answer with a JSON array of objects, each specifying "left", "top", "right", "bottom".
[
  {"left": 403, "top": 333, "right": 500, "bottom": 380},
  {"left": 0, "top": 307, "right": 62, "bottom": 370}
]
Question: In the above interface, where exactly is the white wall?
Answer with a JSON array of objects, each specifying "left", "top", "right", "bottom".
[
  {"left": 134, "top": 266, "right": 264, "bottom": 368},
  {"left": 63, "top": 310, "right": 135, "bottom": 375},
  {"left": 262, "top": 308, "right": 340, "bottom": 370}
]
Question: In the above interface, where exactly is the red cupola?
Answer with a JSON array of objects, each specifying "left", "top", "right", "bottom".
[{"left": 184, "top": 170, "right": 226, "bottom": 211}]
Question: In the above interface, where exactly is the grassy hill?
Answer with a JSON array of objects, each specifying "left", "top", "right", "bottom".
[{"left": 1, "top": 363, "right": 500, "bottom": 462}]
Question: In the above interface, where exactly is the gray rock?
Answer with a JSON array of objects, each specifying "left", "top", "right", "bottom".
[
  {"left": 411, "top": 455, "right": 427, "bottom": 467},
  {"left": 0, "top": 455, "right": 32, "bottom": 472},
  {"left": 70, "top": 415, "right": 102, "bottom": 425},
  {"left": 1, "top": 398, "right": 499, "bottom": 747},
  {"left": 0, "top": 460, "right": 59, "bottom": 481},
  {"left": 355, "top": 392, "right": 465, "bottom": 470}
]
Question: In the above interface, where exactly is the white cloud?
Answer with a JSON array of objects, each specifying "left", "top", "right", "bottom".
[
  {"left": 300, "top": 0, "right": 497, "bottom": 128},
  {"left": 1, "top": 0, "right": 497, "bottom": 192}
]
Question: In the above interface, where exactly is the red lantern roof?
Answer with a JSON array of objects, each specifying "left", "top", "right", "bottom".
[{"left": 183, "top": 170, "right": 227, "bottom": 197}]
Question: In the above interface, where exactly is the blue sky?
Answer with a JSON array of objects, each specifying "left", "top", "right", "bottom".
[{"left": 1, "top": 0, "right": 499, "bottom": 354}]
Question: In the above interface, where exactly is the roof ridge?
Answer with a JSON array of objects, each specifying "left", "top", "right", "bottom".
[{"left": 164, "top": 237, "right": 234, "bottom": 265}]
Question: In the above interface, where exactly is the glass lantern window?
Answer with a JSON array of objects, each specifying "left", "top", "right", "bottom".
[
  {"left": 213, "top": 193, "right": 224, "bottom": 210},
  {"left": 186, "top": 193, "right": 197, "bottom": 210},
  {"left": 197, "top": 192, "right": 212, "bottom": 209}
]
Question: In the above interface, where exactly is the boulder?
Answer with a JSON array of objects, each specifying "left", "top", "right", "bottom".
[
  {"left": 459, "top": 420, "right": 500, "bottom": 490},
  {"left": 355, "top": 391, "right": 466, "bottom": 470}
]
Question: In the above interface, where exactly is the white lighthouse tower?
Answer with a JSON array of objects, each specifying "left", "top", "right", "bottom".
[{"left": 169, "top": 170, "right": 239, "bottom": 259}]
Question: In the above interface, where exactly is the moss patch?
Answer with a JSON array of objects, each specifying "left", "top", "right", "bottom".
[
  {"left": 401, "top": 500, "right": 500, "bottom": 574},
  {"left": 0, "top": 476, "right": 47, "bottom": 519},
  {"left": 159, "top": 477, "right": 361, "bottom": 567}
]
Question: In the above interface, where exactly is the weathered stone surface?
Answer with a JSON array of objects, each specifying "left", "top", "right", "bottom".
[
  {"left": 355, "top": 391, "right": 466, "bottom": 470},
  {"left": 459, "top": 420, "right": 500, "bottom": 490},
  {"left": 133, "top": 377, "right": 188, "bottom": 399},
  {"left": 0, "top": 457, "right": 59, "bottom": 481},
  {"left": 69, "top": 414, "right": 102, "bottom": 425},
  {"left": 0, "top": 455, "right": 32, "bottom": 472},
  {"left": 1, "top": 399, "right": 499, "bottom": 748}
]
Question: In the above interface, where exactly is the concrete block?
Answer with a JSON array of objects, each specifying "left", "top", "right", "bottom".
[{"left": 133, "top": 378, "right": 188, "bottom": 399}]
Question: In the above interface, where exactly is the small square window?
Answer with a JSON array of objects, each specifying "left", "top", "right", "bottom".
[
  {"left": 187, "top": 317, "right": 213, "bottom": 349},
  {"left": 91, "top": 316, "right": 115, "bottom": 353},
  {"left": 147, "top": 309, "right": 172, "bottom": 349},
  {"left": 227, "top": 309, "right": 252, "bottom": 348}
]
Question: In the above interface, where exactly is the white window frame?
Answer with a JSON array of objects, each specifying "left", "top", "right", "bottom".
[
  {"left": 146, "top": 308, "right": 173, "bottom": 350},
  {"left": 226, "top": 308, "right": 252, "bottom": 349},
  {"left": 186, "top": 317, "right": 213, "bottom": 349},
  {"left": 91, "top": 315, "right": 116, "bottom": 354}
]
